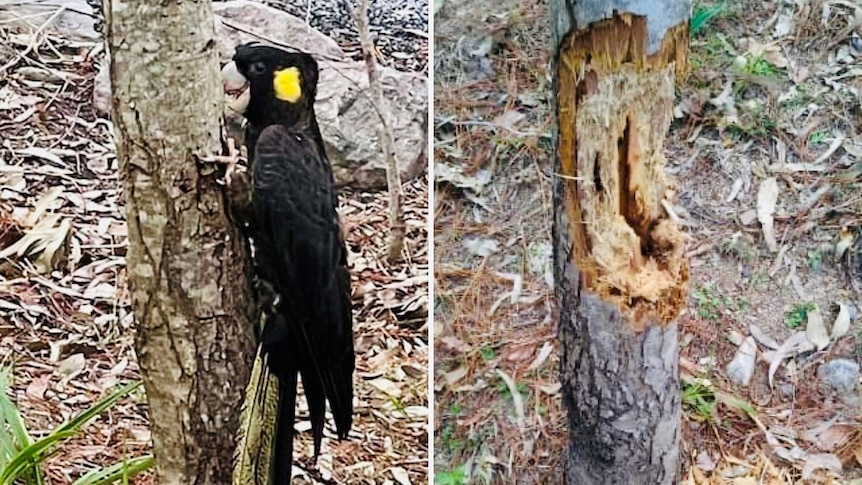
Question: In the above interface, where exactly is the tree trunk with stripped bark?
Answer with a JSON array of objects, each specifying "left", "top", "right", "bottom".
[{"left": 550, "top": 2, "right": 691, "bottom": 483}]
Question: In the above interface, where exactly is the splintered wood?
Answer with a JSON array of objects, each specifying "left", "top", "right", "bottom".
[{"left": 557, "top": 14, "right": 689, "bottom": 328}]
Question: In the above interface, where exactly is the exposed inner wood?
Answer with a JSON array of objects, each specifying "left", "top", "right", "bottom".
[{"left": 557, "top": 13, "right": 689, "bottom": 328}]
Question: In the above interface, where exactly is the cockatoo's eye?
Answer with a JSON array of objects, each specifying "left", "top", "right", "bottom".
[{"left": 248, "top": 61, "right": 267, "bottom": 76}]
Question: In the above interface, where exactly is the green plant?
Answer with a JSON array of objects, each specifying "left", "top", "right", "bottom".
[
  {"left": 0, "top": 367, "right": 152, "bottom": 485},
  {"left": 690, "top": 2, "right": 726, "bottom": 36},
  {"left": 808, "top": 130, "right": 828, "bottom": 146},
  {"left": 436, "top": 466, "right": 467, "bottom": 485},
  {"left": 778, "top": 84, "right": 808, "bottom": 110},
  {"left": 737, "top": 55, "right": 782, "bottom": 77},
  {"left": 480, "top": 346, "right": 496, "bottom": 361},
  {"left": 389, "top": 397, "right": 407, "bottom": 416},
  {"left": 807, "top": 250, "right": 823, "bottom": 270},
  {"left": 690, "top": 33, "right": 735, "bottom": 72},
  {"left": 692, "top": 285, "right": 736, "bottom": 321},
  {"left": 784, "top": 302, "right": 815, "bottom": 329},
  {"left": 682, "top": 380, "right": 717, "bottom": 421},
  {"left": 496, "top": 379, "right": 527, "bottom": 400},
  {"left": 440, "top": 424, "right": 463, "bottom": 454}
]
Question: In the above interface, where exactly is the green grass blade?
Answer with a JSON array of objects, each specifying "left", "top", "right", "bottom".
[
  {"left": 0, "top": 430, "right": 76, "bottom": 484},
  {"left": 1, "top": 377, "right": 141, "bottom": 484},
  {"left": 55, "top": 381, "right": 141, "bottom": 436},
  {"left": 70, "top": 455, "right": 153, "bottom": 485},
  {"left": 0, "top": 402, "right": 17, "bottom": 469},
  {"left": 0, "top": 366, "right": 35, "bottom": 476},
  {"left": 0, "top": 367, "right": 33, "bottom": 451},
  {"left": 690, "top": 2, "right": 726, "bottom": 35}
]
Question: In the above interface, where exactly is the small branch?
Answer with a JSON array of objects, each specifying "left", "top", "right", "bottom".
[{"left": 353, "top": 0, "right": 405, "bottom": 264}]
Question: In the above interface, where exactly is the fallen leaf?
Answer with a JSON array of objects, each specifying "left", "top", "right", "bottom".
[
  {"left": 527, "top": 341, "right": 554, "bottom": 371},
  {"left": 505, "top": 344, "right": 534, "bottom": 363},
  {"left": 813, "top": 425, "right": 854, "bottom": 452},
  {"left": 435, "top": 162, "right": 492, "bottom": 194},
  {"left": 109, "top": 357, "right": 129, "bottom": 376},
  {"left": 129, "top": 427, "right": 151, "bottom": 444},
  {"left": 801, "top": 453, "right": 842, "bottom": 480},
  {"left": 695, "top": 450, "right": 716, "bottom": 472},
  {"left": 442, "top": 366, "right": 467, "bottom": 388},
  {"left": 749, "top": 323, "right": 779, "bottom": 350},
  {"left": 390, "top": 467, "right": 411, "bottom": 485},
  {"left": 832, "top": 303, "right": 851, "bottom": 340},
  {"left": 806, "top": 305, "right": 830, "bottom": 351},
  {"left": 17, "top": 147, "right": 66, "bottom": 167},
  {"left": 402, "top": 406, "right": 428, "bottom": 419},
  {"left": 756, "top": 178, "right": 779, "bottom": 252},
  {"left": 492, "top": 110, "right": 525, "bottom": 131},
  {"left": 369, "top": 377, "right": 401, "bottom": 398},
  {"left": 25, "top": 374, "right": 50, "bottom": 400},
  {"left": 726, "top": 336, "right": 757, "bottom": 386},
  {"left": 762, "top": 46, "right": 788, "bottom": 68},
  {"left": 496, "top": 369, "right": 525, "bottom": 432},
  {"left": 463, "top": 237, "right": 498, "bottom": 257},
  {"left": 769, "top": 331, "right": 814, "bottom": 387},
  {"left": 438, "top": 336, "right": 471, "bottom": 353},
  {"left": 836, "top": 227, "right": 854, "bottom": 261},
  {"left": 57, "top": 353, "right": 86, "bottom": 380},
  {"left": 539, "top": 382, "right": 561, "bottom": 395}
]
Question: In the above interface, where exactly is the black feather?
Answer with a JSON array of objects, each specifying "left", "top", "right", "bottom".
[{"left": 231, "top": 43, "right": 354, "bottom": 483}]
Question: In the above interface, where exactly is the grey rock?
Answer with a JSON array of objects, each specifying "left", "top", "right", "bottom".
[
  {"left": 315, "top": 61, "right": 427, "bottom": 189},
  {"left": 818, "top": 358, "right": 860, "bottom": 397},
  {"left": 0, "top": 0, "right": 100, "bottom": 41},
  {"left": 213, "top": 0, "right": 345, "bottom": 63}
]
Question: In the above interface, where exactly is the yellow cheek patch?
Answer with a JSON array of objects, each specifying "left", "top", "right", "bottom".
[{"left": 273, "top": 67, "right": 302, "bottom": 103}]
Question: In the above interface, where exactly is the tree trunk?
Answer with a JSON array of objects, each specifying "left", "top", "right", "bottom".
[
  {"left": 106, "top": 1, "right": 257, "bottom": 483},
  {"left": 550, "top": 3, "right": 691, "bottom": 484}
]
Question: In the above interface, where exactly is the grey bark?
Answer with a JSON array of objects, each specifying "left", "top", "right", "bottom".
[
  {"left": 555, "top": 263, "right": 681, "bottom": 483},
  {"left": 107, "top": 1, "right": 257, "bottom": 483},
  {"left": 550, "top": 0, "right": 691, "bottom": 54}
]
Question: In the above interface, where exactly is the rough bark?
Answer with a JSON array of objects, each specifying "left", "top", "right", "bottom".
[
  {"left": 551, "top": 4, "right": 690, "bottom": 484},
  {"left": 106, "top": 1, "right": 257, "bottom": 483}
]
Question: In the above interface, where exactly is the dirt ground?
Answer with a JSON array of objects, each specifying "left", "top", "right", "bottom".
[
  {"left": 434, "top": 0, "right": 862, "bottom": 483},
  {"left": 0, "top": 5, "right": 428, "bottom": 485}
]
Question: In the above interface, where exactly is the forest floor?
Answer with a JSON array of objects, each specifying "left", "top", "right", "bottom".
[
  {"left": 433, "top": 0, "right": 862, "bottom": 484},
  {"left": 0, "top": 1, "right": 428, "bottom": 484}
]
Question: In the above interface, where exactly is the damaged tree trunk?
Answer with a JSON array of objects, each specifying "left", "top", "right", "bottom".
[
  {"left": 550, "top": 2, "right": 691, "bottom": 484},
  {"left": 107, "top": 1, "right": 257, "bottom": 483}
]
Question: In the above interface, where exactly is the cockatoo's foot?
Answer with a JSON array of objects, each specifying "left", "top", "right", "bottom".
[{"left": 201, "top": 137, "right": 247, "bottom": 187}]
